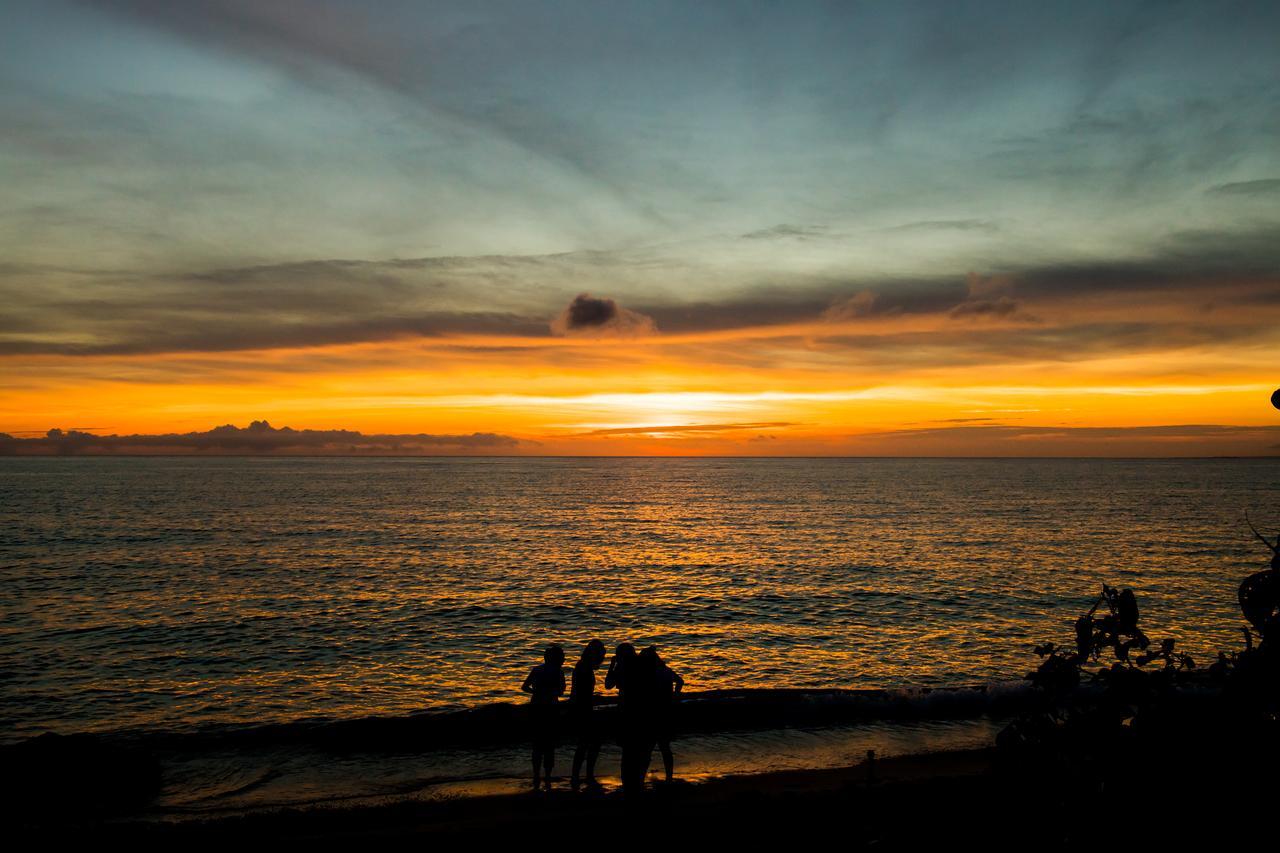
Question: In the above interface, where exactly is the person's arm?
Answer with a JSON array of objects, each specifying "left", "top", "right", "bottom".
[
  {"left": 673, "top": 670, "right": 685, "bottom": 693},
  {"left": 521, "top": 667, "right": 536, "bottom": 694},
  {"left": 557, "top": 669, "right": 566, "bottom": 696},
  {"left": 604, "top": 659, "right": 618, "bottom": 690}
]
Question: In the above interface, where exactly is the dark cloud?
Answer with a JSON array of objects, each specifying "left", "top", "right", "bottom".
[
  {"left": 2, "top": 223, "right": 1278, "bottom": 356},
  {"left": 0, "top": 420, "right": 525, "bottom": 456},
  {"left": 814, "top": 227, "right": 1280, "bottom": 333},
  {"left": 1013, "top": 226, "right": 1280, "bottom": 296},
  {"left": 1205, "top": 179, "right": 1280, "bottom": 197},
  {"left": 0, "top": 255, "right": 554, "bottom": 355},
  {"left": 646, "top": 293, "right": 836, "bottom": 332},
  {"left": 823, "top": 272, "right": 1039, "bottom": 324},
  {"left": 562, "top": 294, "right": 618, "bottom": 328},
  {"left": 550, "top": 293, "right": 656, "bottom": 337},
  {"left": 807, "top": 318, "right": 1277, "bottom": 370}
]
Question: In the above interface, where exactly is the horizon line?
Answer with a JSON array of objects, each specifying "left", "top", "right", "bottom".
[{"left": 3, "top": 453, "right": 1278, "bottom": 460}]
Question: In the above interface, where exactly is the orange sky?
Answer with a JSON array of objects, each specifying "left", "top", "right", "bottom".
[
  {"left": 5, "top": 308, "right": 1279, "bottom": 456},
  {"left": 3, "top": 2, "right": 1279, "bottom": 456}
]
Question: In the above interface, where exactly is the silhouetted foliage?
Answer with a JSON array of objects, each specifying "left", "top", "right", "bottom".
[{"left": 999, "top": 515, "right": 1280, "bottom": 788}]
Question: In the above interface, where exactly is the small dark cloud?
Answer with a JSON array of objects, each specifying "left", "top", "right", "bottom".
[
  {"left": 562, "top": 294, "right": 617, "bottom": 328},
  {"left": 1205, "top": 178, "right": 1280, "bottom": 197},
  {"left": 0, "top": 420, "right": 526, "bottom": 456},
  {"left": 550, "top": 293, "right": 656, "bottom": 337}
]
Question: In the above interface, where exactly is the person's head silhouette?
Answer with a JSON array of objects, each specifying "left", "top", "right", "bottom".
[
  {"left": 637, "top": 645, "right": 659, "bottom": 676},
  {"left": 544, "top": 645, "right": 565, "bottom": 667},
  {"left": 583, "top": 639, "right": 606, "bottom": 667}
]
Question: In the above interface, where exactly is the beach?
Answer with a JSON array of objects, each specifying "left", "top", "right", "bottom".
[{"left": 23, "top": 736, "right": 1270, "bottom": 848}]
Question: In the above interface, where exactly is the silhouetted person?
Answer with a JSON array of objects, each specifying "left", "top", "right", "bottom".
[
  {"left": 570, "top": 639, "right": 606, "bottom": 790},
  {"left": 605, "top": 642, "right": 637, "bottom": 697},
  {"left": 651, "top": 648, "right": 685, "bottom": 781},
  {"left": 620, "top": 646, "right": 660, "bottom": 794},
  {"left": 606, "top": 642, "right": 640, "bottom": 793},
  {"left": 521, "top": 644, "right": 565, "bottom": 789}
]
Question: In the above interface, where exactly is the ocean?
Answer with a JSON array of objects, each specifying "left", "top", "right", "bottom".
[{"left": 2, "top": 456, "right": 1276, "bottom": 811}]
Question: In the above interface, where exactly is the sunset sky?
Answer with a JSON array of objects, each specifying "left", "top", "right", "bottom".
[{"left": 3, "top": 0, "right": 1279, "bottom": 455}]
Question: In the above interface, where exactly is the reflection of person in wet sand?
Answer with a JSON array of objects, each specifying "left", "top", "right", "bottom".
[
  {"left": 521, "top": 645, "right": 565, "bottom": 790},
  {"left": 570, "top": 639, "right": 606, "bottom": 790}
]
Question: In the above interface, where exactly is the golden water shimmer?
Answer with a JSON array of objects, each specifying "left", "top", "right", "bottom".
[{"left": 3, "top": 456, "right": 1275, "bottom": 741}]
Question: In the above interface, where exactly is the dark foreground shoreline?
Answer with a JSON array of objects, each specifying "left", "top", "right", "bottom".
[{"left": 25, "top": 739, "right": 1271, "bottom": 849}]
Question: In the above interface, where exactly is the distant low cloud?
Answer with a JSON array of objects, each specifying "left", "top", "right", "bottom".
[
  {"left": 0, "top": 420, "right": 526, "bottom": 456},
  {"left": 551, "top": 293, "right": 657, "bottom": 337}
]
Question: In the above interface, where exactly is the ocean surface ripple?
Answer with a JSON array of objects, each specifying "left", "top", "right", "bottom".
[{"left": 2, "top": 456, "right": 1277, "bottom": 742}]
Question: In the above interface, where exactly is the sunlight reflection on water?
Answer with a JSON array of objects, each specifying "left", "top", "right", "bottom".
[{"left": 3, "top": 457, "right": 1277, "bottom": 739}]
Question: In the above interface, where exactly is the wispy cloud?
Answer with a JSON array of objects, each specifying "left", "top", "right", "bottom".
[
  {"left": 855, "top": 423, "right": 1280, "bottom": 457},
  {"left": 574, "top": 421, "right": 796, "bottom": 437},
  {"left": 1205, "top": 178, "right": 1280, "bottom": 197},
  {"left": 3, "top": 227, "right": 1276, "bottom": 359}
]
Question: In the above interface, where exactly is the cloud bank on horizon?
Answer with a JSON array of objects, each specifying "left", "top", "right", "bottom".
[
  {"left": 1, "top": 1, "right": 1278, "bottom": 454},
  {"left": 0, "top": 420, "right": 524, "bottom": 455}
]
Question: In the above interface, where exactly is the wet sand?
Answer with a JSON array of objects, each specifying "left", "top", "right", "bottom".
[{"left": 37, "top": 742, "right": 1263, "bottom": 848}]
